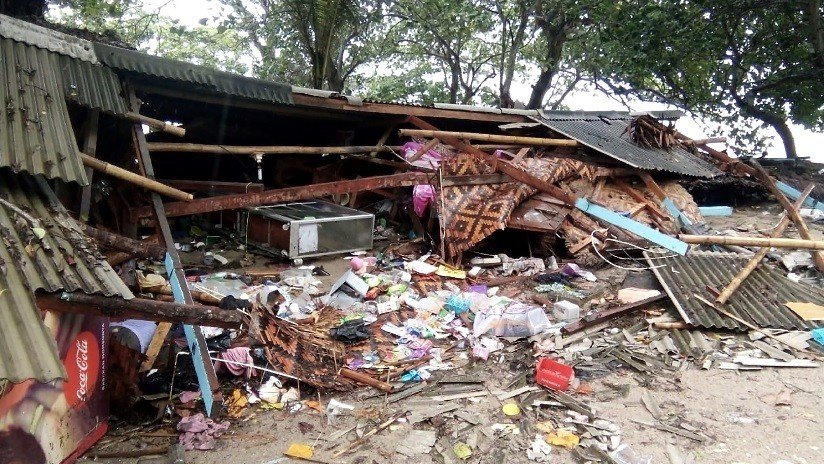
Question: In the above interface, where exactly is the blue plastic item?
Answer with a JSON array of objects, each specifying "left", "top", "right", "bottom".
[{"left": 811, "top": 328, "right": 824, "bottom": 347}]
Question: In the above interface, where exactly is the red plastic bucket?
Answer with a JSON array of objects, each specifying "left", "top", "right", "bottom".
[{"left": 535, "top": 357, "right": 574, "bottom": 391}]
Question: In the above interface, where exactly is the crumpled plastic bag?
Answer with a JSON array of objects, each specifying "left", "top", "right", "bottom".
[
  {"left": 330, "top": 319, "right": 370, "bottom": 343},
  {"left": 177, "top": 413, "right": 230, "bottom": 450}
]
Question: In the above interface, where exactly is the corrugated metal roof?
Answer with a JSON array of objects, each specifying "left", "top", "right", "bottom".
[
  {"left": 533, "top": 111, "right": 721, "bottom": 178},
  {"left": 94, "top": 42, "right": 293, "bottom": 105},
  {"left": 57, "top": 53, "right": 127, "bottom": 114},
  {"left": 0, "top": 169, "right": 134, "bottom": 383},
  {"left": 645, "top": 250, "right": 824, "bottom": 331},
  {"left": 0, "top": 37, "right": 87, "bottom": 184},
  {"left": 0, "top": 14, "right": 98, "bottom": 63}
]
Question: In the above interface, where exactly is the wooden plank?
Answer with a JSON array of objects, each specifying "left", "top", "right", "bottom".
[
  {"left": 408, "top": 138, "right": 440, "bottom": 163},
  {"left": 79, "top": 109, "right": 99, "bottom": 222}
]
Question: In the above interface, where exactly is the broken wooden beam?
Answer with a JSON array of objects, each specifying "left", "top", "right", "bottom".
[
  {"left": 749, "top": 160, "right": 824, "bottom": 271},
  {"left": 339, "top": 368, "right": 394, "bottom": 392},
  {"left": 123, "top": 111, "right": 185, "bottom": 137},
  {"left": 38, "top": 292, "right": 241, "bottom": 329},
  {"left": 78, "top": 223, "right": 166, "bottom": 259},
  {"left": 399, "top": 128, "right": 579, "bottom": 147},
  {"left": 562, "top": 293, "right": 668, "bottom": 334},
  {"left": 81, "top": 154, "right": 193, "bottom": 201},
  {"left": 133, "top": 172, "right": 430, "bottom": 218},
  {"left": 680, "top": 235, "right": 824, "bottom": 250},
  {"left": 716, "top": 184, "right": 815, "bottom": 305}
]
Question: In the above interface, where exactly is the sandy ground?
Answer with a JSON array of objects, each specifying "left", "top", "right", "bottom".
[{"left": 80, "top": 202, "right": 824, "bottom": 464}]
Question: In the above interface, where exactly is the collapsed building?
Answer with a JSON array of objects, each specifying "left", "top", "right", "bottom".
[{"left": 0, "top": 13, "right": 823, "bottom": 463}]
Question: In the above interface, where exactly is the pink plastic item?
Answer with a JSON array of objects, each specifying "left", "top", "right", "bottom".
[{"left": 535, "top": 357, "right": 574, "bottom": 391}]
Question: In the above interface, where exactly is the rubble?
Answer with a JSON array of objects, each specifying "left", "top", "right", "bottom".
[{"left": 0, "top": 12, "right": 823, "bottom": 464}]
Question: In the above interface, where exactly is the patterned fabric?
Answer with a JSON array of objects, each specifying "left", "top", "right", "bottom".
[{"left": 440, "top": 154, "right": 587, "bottom": 256}]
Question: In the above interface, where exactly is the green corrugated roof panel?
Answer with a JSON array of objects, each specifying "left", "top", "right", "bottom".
[
  {"left": 0, "top": 38, "right": 87, "bottom": 184},
  {"left": 0, "top": 169, "right": 134, "bottom": 383},
  {"left": 57, "top": 53, "right": 128, "bottom": 115},
  {"left": 94, "top": 42, "right": 293, "bottom": 105}
]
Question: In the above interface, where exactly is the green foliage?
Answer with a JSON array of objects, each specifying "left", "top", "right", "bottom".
[{"left": 585, "top": 0, "right": 824, "bottom": 157}]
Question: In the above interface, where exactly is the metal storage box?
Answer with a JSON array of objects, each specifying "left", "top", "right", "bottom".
[{"left": 245, "top": 201, "right": 374, "bottom": 258}]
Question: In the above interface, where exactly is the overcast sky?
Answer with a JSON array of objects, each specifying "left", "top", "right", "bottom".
[{"left": 151, "top": 0, "right": 824, "bottom": 163}]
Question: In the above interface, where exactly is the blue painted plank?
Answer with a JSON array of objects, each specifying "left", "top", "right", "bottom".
[
  {"left": 698, "top": 206, "right": 733, "bottom": 217},
  {"left": 776, "top": 181, "right": 824, "bottom": 212},
  {"left": 165, "top": 254, "right": 216, "bottom": 416},
  {"left": 575, "top": 198, "right": 689, "bottom": 255},
  {"left": 660, "top": 198, "right": 694, "bottom": 227}
]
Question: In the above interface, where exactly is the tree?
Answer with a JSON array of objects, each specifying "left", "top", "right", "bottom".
[
  {"left": 388, "top": 0, "right": 499, "bottom": 104},
  {"left": 218, "top": 0, "right": 392, "bottom": 92},
  {"left": 585, "top": 0, "right": 824, "bottom": 158}
]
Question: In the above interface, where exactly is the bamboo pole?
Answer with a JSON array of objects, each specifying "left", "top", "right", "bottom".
[
  {"left": 81, "top": 154, "right": 193, "bottom": 201},
  {"left": 124, "top": 112, "right": 186, "bottom": 137},
  {"left": 716, "top": 184, "right": 815, "bottom": 305},
  {"left": 147, "top": 143, "right": 403, "bottom": 155},
  {"left": 398, "top": 128, "right": 580, "bottom": 147},
  {"left": 681, "top": 136, "right": 726, "bottom": 145},
  {"left": 749, "top": 160, "right": 824, "bottom": 271},
  {"left": 680, "top": 235, "right": 824, "bottom": 250},
  {"left": 339, "top": 368, "right": 394, "bottom": 392}
]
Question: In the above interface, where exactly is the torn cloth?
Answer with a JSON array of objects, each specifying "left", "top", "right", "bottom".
[
  {"left": 440, "top": 154, "right": 591, "bottom": 256},
  {"left": 214, "top": 347, "right": 256, "bottom": 379}
]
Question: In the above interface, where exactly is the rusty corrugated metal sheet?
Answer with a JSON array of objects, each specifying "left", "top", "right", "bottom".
[
  {"left": 94, "top": 42, "right": 293, "bottom": 105},
  {"left": 645, "top": 250, "right": 824, "bottom": 331},
  {"left": 533, "top": 111, "right": 721, "bottom": 178},
  {"left": 0, "top": 13, "right": 99, "bottom": 63},
  {"left": 57, "top": 53, "right": 127, "bottom": 114},
  {"left": 0, "top": 37, "right": 87, "bottom": 184},
  {"left": 0, "top": 169, "right": 133, "bottom": 383}
]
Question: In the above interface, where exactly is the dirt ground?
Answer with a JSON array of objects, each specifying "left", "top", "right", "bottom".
[{"left": 79, "top": 201, "right": 824, "bottom": 464}]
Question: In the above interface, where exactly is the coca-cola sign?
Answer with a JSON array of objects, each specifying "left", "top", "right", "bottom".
[{"left": 63, "top": 331, "right": 100, "bottom": 407}]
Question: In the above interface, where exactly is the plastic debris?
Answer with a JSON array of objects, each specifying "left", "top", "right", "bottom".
[
  {"left": 527, "top": 434, "right": 554, "bottom": 462},
  {"left": 453, "top": 442, "right": 472, "bottom": 460},
  {"left": 502, "top": 403, "right": 521, "bottom": 416},
  {"left": 545, "top": 429, "right": 579, "bottom": 448},
  {"left": 284, "top": 443, "right": 314, "bottom": 459}
]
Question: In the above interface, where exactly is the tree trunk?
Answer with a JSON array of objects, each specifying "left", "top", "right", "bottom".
[
  {"left": 448, "top": 64, "right": 461, "bottom": 104},
  {"left": 735, "top": 91, "right": 799, "bottom": 159},
  {"left": 806, "top": 0, "right": 824, "bottom": 70},
  {"left": 527, "top": 14, "right": 569, "bottom": 110}
]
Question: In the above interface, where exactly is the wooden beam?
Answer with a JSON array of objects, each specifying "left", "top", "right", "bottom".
[
  {"left": 79, "top": 109, "right": 99, "bottom": 222},
  {"left": 679, "top": 235, "right": 824, "bottom": 250},
  {"left": 613, "top": 179, "right": 669, "bottom": 220},
  {"left": 147, "top": 142, "right": 402, "bottom": 155},
  {"left": 562, "top": 294, "right": 667, "bottom": 334},
  {"left": 38, "top": 292, "right": 241, "bottom": 329},
  {"left": 157, "top": 179, "right": 264, "bottom": 195},
  {"left": 78, "top": 223, "right": 166, "bottom": 259},
  {"left": 398, "top": 129, "right": 579, "bottom": 147},
  {"left": 749, "top": 160, "right": 824, "bottom": 271},
  {"left": 123, "top": 111, "right": 185, "bottom": 137},
  {"left": 716, "top": 184, "right": 815, "bottom": 305},
  {"left": 408, "top": 137, "right": 440, "bottom": 163},
  {"left": 81, "top": 154, "right": 193, "bottom": 201},
  {"left": 133, "top": 171, "right": 430, "bottom": 219}
]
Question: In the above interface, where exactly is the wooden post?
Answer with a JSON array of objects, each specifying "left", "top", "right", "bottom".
[
  {"left": 81, "top": 154, "right": 193, "bottom": 201},
  {"left": 749, "top": 160, "right": 824, "bottom": 271},
  {"left": 79, "top": 109, "right": 100, "bottom": 222},
  {"left": 124, "top": 84, "right": 222, "bottom": 416},
  {"left": 715, "top": 184, "right": 815, "bottom": 305},
  {"left": 398, "top": 128, "right": 579, "bottom": 147}
]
